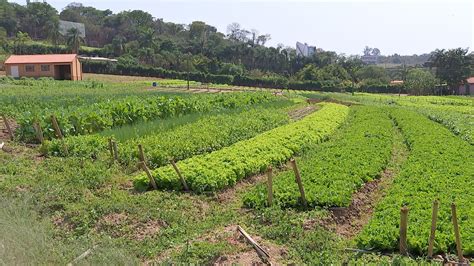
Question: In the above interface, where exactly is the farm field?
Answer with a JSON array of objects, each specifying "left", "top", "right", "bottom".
[{"left": 0, "top": 76, "right": 473, "bottom": 264}]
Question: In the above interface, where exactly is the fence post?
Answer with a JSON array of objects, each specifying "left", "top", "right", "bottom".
[
  {"left": 2, "top": 115, "right": 14, "bottom": 141},
  {"left": 50, "top": 115, "right": 63, "bottom": 139},
  {"left": 33, "top": 121, "right": 44, "bottom": 144},
  {"left": 112, "top": 140, "right": 118, "bottom": 161},
  {"left": 138, "top": 144, "right": 145, "bottom": 163},
  {"left": 399, "top": 206, "right": 409, "bottom": 256},
  {"left": 108, "top": 139, "right": 114, "bottom": 160},
  {"left": 427, "top": 200, "right": 439, "bottom": 258},
  {"left": 139, "top": 162, "right": 158, "bottom": 190},
  {"left": 290, "top": 158, "right": 307, "bottom": 207},
  {"left": 170, "top": 160, "right": 189, "bottom": 191},
  {"left": 451, "top": 203, "right": 464, "bottom": 262},
  {"left": 266, "top": 166, "right": 273, "bottom": 207}
]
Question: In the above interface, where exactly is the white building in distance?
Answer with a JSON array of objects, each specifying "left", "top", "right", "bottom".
[
  {"left": 296, "top": 42, "right": 316, "bottom": 57},
  {"left": 59, "top": 20, "right": 86, "bottom": 38}
]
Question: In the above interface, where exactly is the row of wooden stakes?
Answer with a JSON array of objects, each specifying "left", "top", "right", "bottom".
[
  {"left": 399, "top": 201, "right": 467, "bottom": 262},
  {"left": 7, "top": 115, "right": 468, "bottom": 261},
  {"left": 108, "top": 142, "right": 190, "bottom": 191}
]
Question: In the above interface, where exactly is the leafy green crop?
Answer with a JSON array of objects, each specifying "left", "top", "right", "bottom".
[
  {"left": 358, "top": 108, "right": 474, "bottom": 256},
  {"left": 133, "top": 103, "right": 350, "bottom": 192},
  {"left": 243, "top": 106, "right": 394, "bottom": 209},
  {"left": 45, "top": 106, "right": 292, "bottom": 168},
  {"left": 16, "top": 92, "right": 277, "bottom": 142}
]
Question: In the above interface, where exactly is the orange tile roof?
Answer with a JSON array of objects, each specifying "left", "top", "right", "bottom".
[{"left": 5, "top": 54, "right": 77, "bottom": 64}]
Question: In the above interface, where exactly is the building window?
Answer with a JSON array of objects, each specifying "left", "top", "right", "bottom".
[
  {"left": 41, "top": 65, "right": 50, "bottom": 72},
  {"left": 25, "top": 65, "right": 35, "bottom": 72}
]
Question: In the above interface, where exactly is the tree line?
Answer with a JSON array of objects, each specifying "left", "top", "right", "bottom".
[{"left": 0, "top": 0, "right": 473, "bottom": 94}]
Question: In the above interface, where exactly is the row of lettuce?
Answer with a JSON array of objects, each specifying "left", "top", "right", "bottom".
[
  {"left": 133, "top": 103, "right": 350, "bottom": 192},
  {"left": 358, "top": 109, "right": 474, "bottom": 256},
  {"left": 44, "top": 106, "right": 292, "bottom": 169},
  {"left": 243, "top": 106, "right": 394, "bottom": 208},
  {"left": 306, "top": 92, "right": 474, "bottom": 145},
  {"left": 14, "top": 92, "right": 279, "bottom": 142}
]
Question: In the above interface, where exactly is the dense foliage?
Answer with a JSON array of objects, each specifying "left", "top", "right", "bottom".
[
  {"left": 4, "top": 1, "right": 470, "bottom": 95},
  {"left": 45, "top": 104, "right": 293, "bottom": 168},
  {"left": 133, "top": 103, "right": 349, "bottom": 192},
  {"left": 15, "top": 92, "right": 278, "bottom": 142},
  {"left": 358, "top": 109, "right": 474, "bottom": 256},
  {"left": 243, "top": 106, "right": 394, "bottom": 208}
]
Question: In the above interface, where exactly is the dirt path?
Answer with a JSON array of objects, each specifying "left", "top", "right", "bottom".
[{"left": 308, "top": 121, "right": 409, "bottom": 238}]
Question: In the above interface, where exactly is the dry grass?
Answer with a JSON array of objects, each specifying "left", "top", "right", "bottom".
[{"left": 83, "top": 73, "right": 161, "bottom": 82}]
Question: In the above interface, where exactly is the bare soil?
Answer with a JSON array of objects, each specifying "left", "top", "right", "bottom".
[
  {"left": 213, "top": 229, "right": 288, "bottom": 265},
  {"left": 288, "top": 105, "right": 318, "bottom": 120}
]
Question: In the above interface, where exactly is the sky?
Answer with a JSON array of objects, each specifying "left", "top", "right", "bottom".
[{"left": 10, "top": 0, "right": 474, "bottom": 55}]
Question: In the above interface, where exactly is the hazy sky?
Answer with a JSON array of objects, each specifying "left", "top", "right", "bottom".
[{"left": 10, "top": 0, "right": 474, "bottom": 55}]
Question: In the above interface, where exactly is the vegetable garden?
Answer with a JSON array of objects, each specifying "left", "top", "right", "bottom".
[{"left": 1, "top": 77, "right": 473, "bottom": 264}]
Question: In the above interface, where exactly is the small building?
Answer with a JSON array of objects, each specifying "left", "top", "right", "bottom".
[
  {"left": 5, "top": 54, "right": 83, "bottom": 81},
  {"left": 459, "top": 77, "right": 474, "bottom": 95}
]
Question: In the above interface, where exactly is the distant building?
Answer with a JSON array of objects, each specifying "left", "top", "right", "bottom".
[
  {"left": 361, "top": 54, "right": 379, "bottom": 65},
  {"left": 59, "top": 20, "right": 86, "bottom": 38},
  {"left": 296, "top": 42, "right": 316, "bottom": 57},
  {"left": 459, "top": 77, "right": 474, "bottom": 95},
  {"left": 5, "top": 54, "right": 83, "bottom": 81}
]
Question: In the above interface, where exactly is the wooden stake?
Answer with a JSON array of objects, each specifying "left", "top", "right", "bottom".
[
  {"left": 427, "top": 200, "right": 439, "bottom": 258},
  {"left": 50, "top": 115, "right": 63, "bottom": 139},
  {"left": 108, "top": 139, "right": 114, "bottom": 160},
  {"left": 266, "top": 166, "right": 273, "bottom": 207},
  {"left": 138, "top": 144, "right": 145, "bottom": 162},
  {"left": 170, "top": 160, "right": 189, "bottom": 191},
  {"left": 451, "top": 202, "right": 464, "bottom": 262},
  {"left": 112, "top": 140, "right": 118, "bottom": 161},
  {"left": 237, "top": 226, "right": 271, "bottom": 264},
  {"left": 33, "top": 121, "right": 44, "bottom": 144},
  {"left": 139, "top": 162, "right": 158, "bottom": 190},
  {"left": 2, "top": 115, "right": 14, "bottom": 141},
  {"left": 399, "top": 206, "right": 409, "bottom": 256},
  {"left": 290, "top": 158, "right": 307, "bottom": 207},
  {"left": 67, "top": 245, "right": 99, "bottom": 266}
]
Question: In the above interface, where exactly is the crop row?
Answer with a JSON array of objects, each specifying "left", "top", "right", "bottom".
[
  {"left": 243, "top": 106, "right": 394, "bottom": 209},
  {"left": 133, "top": 103, "right": 350, "bottom": 192},
  {"left": 358, "top": 108, "right": 474, "bottom": 256},
  {"left": 45, "top": 106, "right": 292, "bottom": 168},
  {"left": 15, "top": 92, "right": 278, "bottom": 142},
  {"left": 416, "top": 107, "right": 473, "bottom": 145}
]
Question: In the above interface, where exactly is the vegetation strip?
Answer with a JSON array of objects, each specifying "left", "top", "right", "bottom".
[
  {"left": 133, "top": 103, "right": 349, "bottom": 192},
  {"left": 45, "top": 104, "right": 292, "bottom": 168},
  {"left": 358, "top": 108, "right": 474, "bottom": 256},
  {"left": 243, "top": 106, "right": 394, "bottom": 209},
  {"left": 15, "top": 92, "right": 277, "bottom": 142}
]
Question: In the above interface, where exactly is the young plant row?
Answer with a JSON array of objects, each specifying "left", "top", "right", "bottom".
[
  {"left": 243, "top": 106, "right": 394, "bottom": 209},
  {"left": 358, "top": 108, "right": 474, "bottom": 256},
  {"left": 16, "top": 92, "right": 278, "bottom": 142},
  {"left": 133, "top": 103, "right": 350, "bottom": 192},
  {"left": 45, "top": 106, "right": 292, "bottom": 168},
  {"left": 417, "top": 107, "right": 473, "bottom": 145}
]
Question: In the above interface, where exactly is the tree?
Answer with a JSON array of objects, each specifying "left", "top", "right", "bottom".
[
  {"left": 13, "top": 31, "right": 31, "bottom": 54},
  {"left": 356, "top": 65, "right": 390, "bottom": 84},
  {"left": 66, "top": 27, "right": 84, "bottom": 53},
  {"left": 405, "top": 68, "right": 437, "bottom": 95},
  {"left": 428, "top": 48, "right": 472, "bottom": 94}
]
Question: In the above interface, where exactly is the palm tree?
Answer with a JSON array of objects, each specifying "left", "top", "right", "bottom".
[
  {"left": 66, "top": 28, "right": 84, "bottom": 54},
  {"left": 13, "top": 32, "right": 31, "bottom": 54}
]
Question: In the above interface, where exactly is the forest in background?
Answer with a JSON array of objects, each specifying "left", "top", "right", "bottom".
[{"left": 1, "top": 1, "right": 473, "bottom": 94}]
